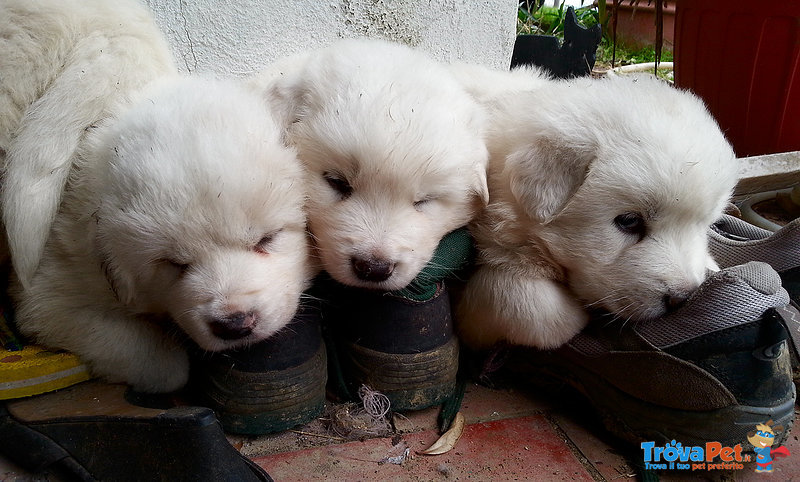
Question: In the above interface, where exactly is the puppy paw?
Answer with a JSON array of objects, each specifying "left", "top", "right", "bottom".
[
  {"left": 123, "top": 344, "right": 190, "bottom": 393},
  {"left": 456, "top": 266, "right": 589, "bottom": 350},
  {"left": 514, "top": 285, "right": 589, "bottom": 348},
  {"left": 84, "top": 333, "right": 191, "bottom": 393}
]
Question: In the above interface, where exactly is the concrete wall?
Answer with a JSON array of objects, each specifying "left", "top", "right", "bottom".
[{"left": 143, "top": 0, "right": 518, "bottom": 77}]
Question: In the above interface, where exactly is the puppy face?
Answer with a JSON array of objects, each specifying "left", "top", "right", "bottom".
[
  {"left": 501, "top": 75, "right": 737, "bottom": 321},
  {"left": 282, "top": 40, "right": 489, "bottom": 290},
  {"left": 94, "top": 79, "right": 312, "bottom": 351}
]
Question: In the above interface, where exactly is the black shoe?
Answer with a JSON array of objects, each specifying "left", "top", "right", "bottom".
[
  {"left": 193, "top": 306, "right": 327, "bottom": 435},
  {"left": 0, "top": 381, "right": 271, "bottom": 481},
  {"left": 321, "top": 227, "right": 474, "bottom": 411},
  {"left": 323, "top": 279, "right": 459, "bottom": 411}
]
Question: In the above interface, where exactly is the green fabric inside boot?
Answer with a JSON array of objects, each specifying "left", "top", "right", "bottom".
[{"left": 390, "top": 227, "right": 475, "bottom": 302}]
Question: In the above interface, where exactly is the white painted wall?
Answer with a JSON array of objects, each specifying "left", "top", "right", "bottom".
[{"left": 143, "top": 0, "right": 518, "bottom": 77}]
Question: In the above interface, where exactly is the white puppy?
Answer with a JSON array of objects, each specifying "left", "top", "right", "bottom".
[
  {"left": 2, "top": 1, "right": 312, "bottom": 393},
  {"left": 249, "top": 39, "right": 489, "bottom": 290},
  {"left": 455, "top": 67, "right": 738, "bottom": 350},
  {"left": 0, "top": 0, "right": 176, "bottom": 286},
  {"left": 11, "top": 78, "right": 312, "bottom": 393}
]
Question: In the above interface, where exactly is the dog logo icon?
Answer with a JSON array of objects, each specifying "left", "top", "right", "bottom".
[{"left": 747, "top": 420, "right": 790, "bottom": 473}]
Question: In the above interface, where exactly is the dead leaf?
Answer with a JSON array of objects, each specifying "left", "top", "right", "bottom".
[{"left": 419, "top": 412, "right": 465, "bottom": 455}]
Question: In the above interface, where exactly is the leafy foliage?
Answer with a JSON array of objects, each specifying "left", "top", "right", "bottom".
[{"left": 517, "top": 1, "right": 670, "bottom": 69}]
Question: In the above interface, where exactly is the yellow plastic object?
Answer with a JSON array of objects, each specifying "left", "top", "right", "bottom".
[{"left": 0, "top": 345, "right": 91, "bottom": 400}]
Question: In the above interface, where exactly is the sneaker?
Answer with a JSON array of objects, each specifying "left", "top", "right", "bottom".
[
  {"left": 321, "top": 227, "right": 474, "bottom": 412},
  {"left": 709, "top": 214, "right": 800, "bottom": 378},
  {"left": 709, "top": 214, "right": 799, "bottom": 305},
  {"left": 498, "top": 262, "right": 796, "bottom": 448},
  {"left": 192, "top": 305, "right": 327, "bottom": 435}
]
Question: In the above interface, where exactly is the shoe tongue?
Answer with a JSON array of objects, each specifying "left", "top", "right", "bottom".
[{"left": 724, "top": 261, "right": 782, "bottom": 295}]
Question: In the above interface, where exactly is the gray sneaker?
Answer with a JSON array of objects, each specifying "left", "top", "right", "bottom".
[
  {"left": 501, "top": 262, "right": 796, "bottom": 448},
  {"left": 709, "top": 214, "right": 800, "bottom": 293},
  {"left": 709, "top": 214, "right": 800, "bottom": 379}
]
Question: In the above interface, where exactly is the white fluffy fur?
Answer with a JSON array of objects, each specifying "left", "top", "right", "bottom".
[
  {"left": 0, "top": 0, "right": 177, "bottom": 287},
  {"left": 249, "top": 39, "right": 489, "bottom": 290},
  {"left": 454, "top": 66, "right": 739, "bottom": 350},
  {"left": 12, "top": 79, "right": 312, "bottom": 393},
  {"left": 2, "top": 2, "right": 312, "bottom": 392}
]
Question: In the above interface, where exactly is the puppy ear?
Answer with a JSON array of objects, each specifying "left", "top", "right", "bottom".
[
  {"left": 100, "top": 255, "right": 137, "bottom": 306},
  {"left": 245, "top": 53, "right": 312, "bottom": 140},
  {"left": 471, "top": 161, "right": 489, "bottom": 207},
  {"left": 265, "top": 80, "right": 309, "bottom": 128},
  {"left": 506, "top": 138, "right": 594, "bottom": 223},
  {"left": 94, "top": 219, "right": 137, "bottom": 306}
]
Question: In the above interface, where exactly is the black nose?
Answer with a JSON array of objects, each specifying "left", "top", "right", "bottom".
[
  {"left": 351, "top": 256, "right": 395, "bottom": 282},
  {"left": 210, "top": 311, "right": 255, "bottom": 340},
  {"left": 664, "top": 289, "right": 692, "bottom": 310}
]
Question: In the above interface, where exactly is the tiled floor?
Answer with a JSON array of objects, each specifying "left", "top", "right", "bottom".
[
  {"left": 239, "top": 383, "right": 800, "bottom": 481},
  {"left": 2, "top": 381, "right": 799, "bottom": 481}
]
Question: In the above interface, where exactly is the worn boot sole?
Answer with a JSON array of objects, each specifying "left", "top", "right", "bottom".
[
  {"left": 201, "top": 342, "right": 327, "bottom": 435},
  {"left": 341, "top": 337, "right": 459, "bottom": 411}
]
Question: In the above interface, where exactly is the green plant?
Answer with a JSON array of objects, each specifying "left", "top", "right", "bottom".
[
  {"left": 596, "top": 39, "right": 673, "bottom": 65},
  {"left": 517, "top": 0, "right": 669, "bottom": 72},
  {"left": 517, "top": 1, "right": 598, "bottom": 37}
]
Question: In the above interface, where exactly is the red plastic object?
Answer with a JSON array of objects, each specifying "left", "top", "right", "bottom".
[{"left": 674, "top": 0, "right": 800, "bottom": 157}]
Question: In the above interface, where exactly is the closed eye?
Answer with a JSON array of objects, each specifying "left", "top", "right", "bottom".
[
  {"left": 254, "top": 230, "right": 282, "bottom": 254},
  {"left": 614, "top": 212, "right": 647, "bottom": 241},
  {"left": 323, "top": 172, "right": 353, "bottom": 199},
  {"left": 413, "top": 196, "right": 437, "bottom": 211}
]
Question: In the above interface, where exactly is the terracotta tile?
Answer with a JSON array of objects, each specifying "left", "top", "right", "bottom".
[
  {"left": 391, "top": 402, "right": 440, "bottom": 434},
  {"left": 392, "top": 382, "right": 552, "bottom": 435},
  {"left": 765, "top": 427, "right": 800, "bottom": 481},
  {"left": 550, "top": 412, "right": 637, "bottom": 480},
  {"left": 458, "top": 383, "right": 555, "bottom": 423},
  {"left": 253, "top": 415, "right": 594, "bottom": 481}
]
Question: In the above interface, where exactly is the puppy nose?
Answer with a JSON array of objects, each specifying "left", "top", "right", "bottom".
[
  {"left": 210, "top": 311, "right": 256, "bottom": 340},
  {"left": 663, "top": 288, "right": 693, "bottom": 310},
  {"left": 351, "top": 256, "right": 395, "bottom": 282}
]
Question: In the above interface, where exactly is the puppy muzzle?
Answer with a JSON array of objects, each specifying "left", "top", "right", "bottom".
[
  {"left": 209, "top": 311, "right": 257, "bottom": 340},
  {"left": 351, "top": 256, "right": 396, "bottom": 282}
]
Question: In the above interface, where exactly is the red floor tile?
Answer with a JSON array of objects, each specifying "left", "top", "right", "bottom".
[
  {"left": 393, "top": 382, "right": 553, "bottom": 435},
  {"left": 254, "top": 415, "right": 594, "bottom": 481},
  {"left": 550, "top": 412, "right": 637, "bottom": 480}
]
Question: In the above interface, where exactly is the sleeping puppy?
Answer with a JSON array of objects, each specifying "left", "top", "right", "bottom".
[
  {"left": 0, "top": 0, "right": 176, "bottom": 285},
  {"left": 249, "top": 39, "right": 489, "bottom": 291},
  {"left": 454, "top": 68, "right": 738, "bottom": 350},
  {"left": 2, "top": 0, "right": 311, "bottom": 393},
  {"left": 11, "top": 78, "right": 312, "bottom": 393}
]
